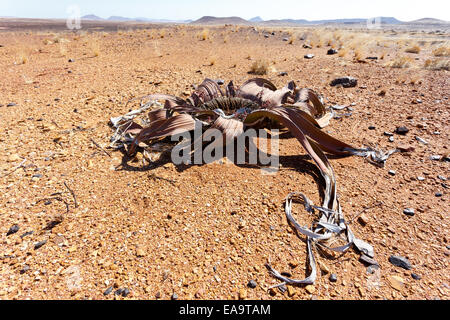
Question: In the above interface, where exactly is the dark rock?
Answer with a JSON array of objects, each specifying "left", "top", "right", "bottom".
[
  {"left": 360, "top": 254, "right": 379, "bottom": 266},
  {"left": 330, "top": 77, "right": 358, "bottom": 88},
  {"left": 327, "top": 48, "right": 338, "bottom": 55},
  {"left": 411, "top": 273, "right": 421, "bottom": 280},
  {"left": 329, "top": 274, "right": 338, "bottom": 282},
  {"left": 216, "top": 79, "right": 225, "bottom": 85},
  {"left": 395, "top": 126, "right": 409, "bottom": 135},
  {"left": 435, "top": 192, "right": 443, "bottom": 197},
  {"left": 114, "top": 288, "right": 124, "bottom": 296},
  {"left": 247, "top": 280, "right": 257, "bottom": 289},
  {"left": 121, "top": 288, "right": 130, "bottom": 297},
  {"left": 366, "top": 56, "right": 378, "bottom": 60},
  {"left": 19, "top": 265, "right": 30, "bottom": 274},
  {"left": 282, "top": 37, "right": 289, "bottom": 41},
  {"left": 103, "top": 286, "right": 113, "bottom": 295},
  {"left": 281, "top": 272, "right": 292, "bottom": 277},
  {"left": 438, "top": 176, "right": 447, "bottom": 181},
  {"left": 7, "top": 224, "right": 19, "bottom": 236},
  {"left": 304, "top": 54, "right": 315, "bottom": 59},
  {"left": 368, "top": 126, "right": 376, "bottom": 130},
  {"left": 388, "top": 170, "right": 396, "bottom": 176},
  {"left": 155, "top": 292, "right": 161, "bottom": 299},
  {"left": 20, "top": 231, "right": 34, "bottom": 238},
  {"left": 264, "top": 34, "right": 269, "bottom": 38},
  {"left": 271, "top": 32, "right": 275, "bottom": 36},
  {"left": 7, "top": 103, "right": 17, "bottom": 107},
  {"left": 68, "top": 59, "right": 75, "bottom": 62},
  {"left": 403, "top": 208, "right": 415, "bottom": 216},
  {"left": 171, "top": 293, "right": 178, "bottom": 300},
  {"left": 389, "top": 255, "right": 412, "bottom": 270},
  {"left": 303, "top": 44, "right": 312, "bottom": 49},
  {"left": 278, "top": 72, "right": 288, "bottom": 76},
  {"left": 34, "top": 240, "right": 47, "bottom": 250}
]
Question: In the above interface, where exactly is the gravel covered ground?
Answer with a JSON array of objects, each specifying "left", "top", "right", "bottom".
[{"left": 0, "top": 23, "right": 449, "bottom": 300}]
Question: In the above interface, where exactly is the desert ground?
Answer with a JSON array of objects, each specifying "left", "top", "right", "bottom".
[{"left": 0, "top": 20, "right": 449, "bottom": 300}]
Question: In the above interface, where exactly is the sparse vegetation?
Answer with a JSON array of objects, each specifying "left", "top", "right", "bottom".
[
  {"left": 424, "top": 58, "right": 450, "bottom": 71},
  {"left": 199, "top": 29, "right": 209, "bottom": 41},
  {"left": 405, "top": 45, "right": 421, "bottom": 54},
  {"left": 432, "top": 46, "right": 450, "bottom": 57},
  {"left": 249, "top": 60, "right": 268, "bottom": 75},
  {"left": 388, "top": 56, "right": 414, "bottom": 68}
]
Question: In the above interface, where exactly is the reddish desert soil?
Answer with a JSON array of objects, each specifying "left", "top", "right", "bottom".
[{"left": 0, "top": 23, "right": 449, "bottom": 300}]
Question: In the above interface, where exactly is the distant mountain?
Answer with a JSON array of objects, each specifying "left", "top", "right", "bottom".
[
  {"left": 263, "top": 17, "right": 402, "bottom": 25},
  {"left": 81, "top": 14, "right": 104, "bottom": 21},
  {"left": 249, "top": 16, "right": 263, "bottom": 22},
  {"left": 191, "top": 16, "right": 250, "bottom": 25},
  {"left": 408, "top": 18, "right": 449, "bottom": 24},
  {"left": 107, "top": 16, "right": 133, "bottom": 22}
]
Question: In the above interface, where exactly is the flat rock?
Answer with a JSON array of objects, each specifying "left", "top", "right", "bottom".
[
  {"left": 387, "top": 275, "right": 405, "bottom": 291},
  {"left": 330, "top": 77, "right": 357, "bottom": 88},
  {"left": 389, "top": 255, "right": 412, "bottom": 270},
  {"left": 304, "top": 54, "right": 315, "bottom": 59},
  {"left": 395, "top": 126, "right": 409, "bottom": 135},
  {"left": 403, "top": 208, "right": 415, "bottom": 216},
  {"left": 6, "top": 224, "right": 19, "bottom": 236}
]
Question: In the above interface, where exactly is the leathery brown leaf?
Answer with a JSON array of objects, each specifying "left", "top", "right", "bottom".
[{"left": 110, "top": 77, "right": 400, "bottom": 286}]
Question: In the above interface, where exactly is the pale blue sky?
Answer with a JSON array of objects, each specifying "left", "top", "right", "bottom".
[{"left": 1, "top": 0, "right": 449, "bottom": 22}]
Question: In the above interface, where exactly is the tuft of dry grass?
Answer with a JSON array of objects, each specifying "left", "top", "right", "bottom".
[
  {"left": 424, "top": 58, "right": 450, "bottom": 71},
  {"left": 249, "top": 60, "right": 268, "bottom": 75},
  {"left": 17, "top": 53, "right": 28, "bottom": 65},
  {"left": 353, "top": 48, "right": 365, "bottom": 62},
  {"left": 405, "top": 45, "right": 421, "bottom": 54},
  {"left": 432, "top": 46, "right": 450, "bottom": 57},
  {"left": 388, "top": 56, "right": 414, "bottom": 68},
  {"left": 199, "top": 29, "right": 209, "bottom": 41},
  {"left": 338, "top": 47, "right": 348, "bottom": 57}
]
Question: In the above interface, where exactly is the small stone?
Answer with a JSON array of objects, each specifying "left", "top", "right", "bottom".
[
  {"left": 114, "top": 288, "right": 124, "bottom": 296},
  {"left": 68, "top": 59, "right": 74, "bottom": 62},
  {"left": 415, "top": 136, "right": 428, "bottom": 145},
  {"left": 438, "top": 176, "right": 447, "bottom": 181},
  {"left": 384, "top": 132, "right": 394, "bottom": 137},
  {"left": 20, "top": 265, "right": 30, "bottom": 274},
  {"left": 417, "top": 176, "right": 425, "bottom": 181},
  {"left": 247, "top": 280, "right": 257, "bottom": 289},
  {"left": 330, "top": 77, "right": 358, "bottom": 88},
  {"left": 389, "top": 136, "right": 394, "bottom": 142},
  {"left": 430, "top": 155, "right": 441, "bottom": 161},
  {"left": 282, "top": 37, "right": 289, "bottom": 41},
  {"left": 305, "top": 285, "right": 315, "bottom": 294},
  {"left": 155, "top": 292, "right": 161, "bottom": 299},
  {"left": 388, "top": 170, "right": 396, "bottom": 176},
  {"left": 239, "top": 288, "right": 247, "bottom": 299},
  {"left": 411, "top": 273, "right": 421, "bottom": 280},
  {"left": 395, "top": 126, "right": 409, "bottom": 135},
  {"left": 7, "top": 103, "right": 17, "bottom": 107},
  {"left": 368, "top": 126, "right": 376, "bottom": 130},
  {"left": 304, "top": 54, "right": 315, "bottom": 59},
  {"left": 327, "top": 48, "right": 338, "bottom": 55},
  {"left": 329, "top": 274, "right": 338, "bottom": 282},
  {"left": 216, "top": 79, "right": 225, "bottom": 85},
  {"left": 7, "top": 224, "right": 19, "bottom": 236},
  {"left": 367, "top": 265, "right": 380, "bottom": 274},
  {"left": 121, "top": 288, "right": 130, "bottom": 297},
  {"left": 387, "top": 275, "right": 405, "bottom": 291},
  {"left": 403, "top": 208, "right": 415, "bottom": 217},
  {"left": 34, "top": 240, "right": 47, "bottom": 250},
  {"left": 389, "top": 255, "right": 412, "bottom": 270},
  {"left": 435, "top": 192, "right": 443, "bottom": 197},
  {"left": 287, "top": 286, "right": 296, "bottom": 297},
  {"left": 360, "top": 254, "right": 379, "bottom": 266},
  {"left": 278, "top": 71, "right": 288, "bottom": 76},
  {"left": 103, "top": 286, "right": 113, "bottom": 295},
  {"left": 171, "top": 293, "right": 178, "bottom": 300},
  {"left": 318, "top": 261, "right": 330, "bottom": 274},
  {"left": 136, "top": 247, "right": 145, "bottom": 257},
  {"left": 303, "top": 44, "right": 312, "bottom": 49}
]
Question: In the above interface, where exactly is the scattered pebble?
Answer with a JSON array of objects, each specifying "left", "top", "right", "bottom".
[
  {"left": 437, "top": 176, "right": 447, "bottom": 181},
  {"left": 403, "top": 208, "right": 415, "bottom": 217},
  {"left": 417, "top": 176, "right": 425, "bottom": 181},
  {"left": 389, "top": 136, "right": 394, "bottom": 142},
  {"left": 368, "top": 126, "right": 376, "bottom": 130},
  {"left": 395, "top": 126, "right": 409, "bottom": 135},
  {"left": 19, "top": 265, "right": 30, "bottom": 274},
  {"left": 360, "top": 254, "right": 379, "bottom": 266},
  {"left": 329, "top": 274, "right": 338, "bottom": 282},
  {"left": 304, "top": 54, "right": 315, "bottom": 59},
  {"left": 103, "top": 286, "right": 113, "bottom": 295},
  {"left": 387, "top": 275, "right": 405, "bottom": 291},
  {"left": 327, "top": 48, "right": 338, "bottom": 55},
  {"left": 171, "top": 293, "right": 178, "bottom": 300},
  {"left": 247, "top": 280, "right": 257, "bottom": 289},
  {"left": 7, "top": 224, "right": 19, "bottom": 236},
  {"left": 411, "top": 274, "right": 421, "bottom": 281},
  {"left": 389, "top": 255, "right": 412, "bottom": 270},
  {"left": 34, "top": 240, "right": 47, "bottom": 250},
  {"left": 415, "top": 136, "right": 428, "bottom": 145},
  {"left": 435, "top": 192, "right": 442, "bottom": 197},
  {"left": 7, "top": 103, "right": 17, "bottom": 107},
  {"left": 388, "top": 170, "right": 396, "bottom": 176},
  {"left": 68, "top": 59, "right": 75, "bottom": 62},
  {"left": 330, "top": 76, "right": 358, "bottom": 88},
  {"left": 305, "top": 285, "right": 315, "bottom": 294},
  {"left": 430, "top": 155, "right": 441, "bottom": 161},
  {"left": 278, "top": 71, "right": 288, "bottom": 76}
]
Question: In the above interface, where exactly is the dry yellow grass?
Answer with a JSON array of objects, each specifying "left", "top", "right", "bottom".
[
  {"left": 199, "top": 29, "right": 209, "bottom": 41},
  {"left": 388, "top": 56, "right": 414, "bottom": 68},
  {"left": 424, "top": 58, "right": 450, "bottom": 71},
  {"left": 249, "top": 60, "right": 268, "bottom": 75},
  {"left": 432, "top": 46, "right": 450, "bottom": 57},
  {"left": 405, "top": 45, "right": 421, "bottom": 54}
]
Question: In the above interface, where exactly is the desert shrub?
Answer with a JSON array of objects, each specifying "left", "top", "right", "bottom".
[
  {"left": 405, "top": 45, "right": 421, "bottom": 54},
  {"left": 249, "top": 60, "right": 268, "bottom": 75},
  {"left": 424, "top": 58, "right": 450, "bottom": 71},
  {"left": 432, "top": 46, "right": 450, "bottom": 57},
  {"left": 388, "top": 56, "right": 414, "bottom": 68},
  {"left": 199, "top": 29, "right": 209, "bottom": 41}
]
